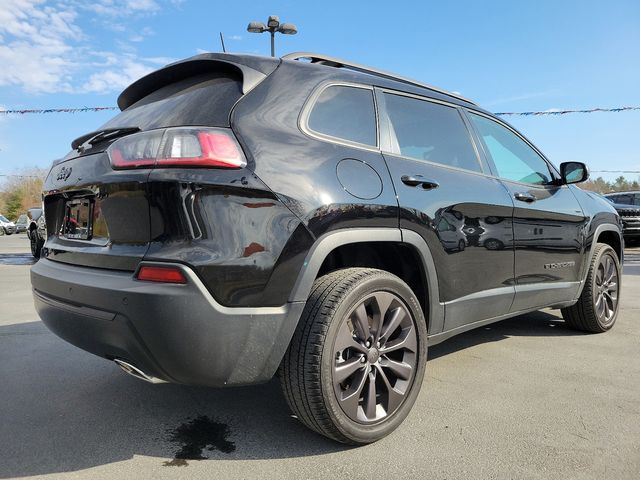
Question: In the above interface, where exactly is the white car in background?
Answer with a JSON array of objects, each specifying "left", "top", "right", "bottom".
[{"left": 0, "top": 214, "right": 16, "bottom": 235}]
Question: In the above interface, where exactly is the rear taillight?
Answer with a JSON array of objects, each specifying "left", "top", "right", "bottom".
[
  {"left": 107, "top": 127, "right": 246, "bottom": 170},
  {"left": 136, "top": 265, "right": 187, "bottom": 284}
]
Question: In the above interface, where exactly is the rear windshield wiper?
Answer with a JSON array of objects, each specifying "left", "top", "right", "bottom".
[{"left": 71, "top": 127, "right": 141, "bottom": 151}]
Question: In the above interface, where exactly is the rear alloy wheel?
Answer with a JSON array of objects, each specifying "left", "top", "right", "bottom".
[
  {"left": 562, "top": 243, "right": 620, "bottom": 332},
  {"left": 279, "top": 268, "right": 427, "bottom": 444}
]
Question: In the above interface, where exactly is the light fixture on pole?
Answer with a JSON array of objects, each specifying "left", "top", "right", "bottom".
[{"left": 247, "top": 15, "right": 297, "bottom": 57}]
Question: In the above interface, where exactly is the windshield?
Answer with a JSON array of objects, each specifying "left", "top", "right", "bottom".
[
  {"left": 0, "top": 215, "right": 9, "bottom": 223},
  {"left": 29, "top": 208, "right": 43, "bottom": 220}
]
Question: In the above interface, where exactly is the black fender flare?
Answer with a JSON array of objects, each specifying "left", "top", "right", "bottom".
[{"left": 287, "top": 227, "right": 444, "bottom": 334}]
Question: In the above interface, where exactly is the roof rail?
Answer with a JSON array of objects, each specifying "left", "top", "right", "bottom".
[{"left": 282, "top": 52, "right": 476, "bottom": 105}]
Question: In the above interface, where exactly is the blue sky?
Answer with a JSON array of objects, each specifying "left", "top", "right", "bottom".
[{"left": 1, "top": 0, "right": 639, "bottom": 181}]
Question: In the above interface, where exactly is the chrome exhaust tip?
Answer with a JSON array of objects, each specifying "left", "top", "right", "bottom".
[{"left": 113, "top": 359, "right": 167, "bottom": 384}]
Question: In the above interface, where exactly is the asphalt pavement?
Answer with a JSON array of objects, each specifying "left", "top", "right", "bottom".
[{"left": 1, "top": 233, "right": 639, "bottom": 479}]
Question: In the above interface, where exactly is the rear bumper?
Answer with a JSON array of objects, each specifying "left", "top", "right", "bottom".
[{"left": 31, "top": 259, "right": 304, "bottom": 387}]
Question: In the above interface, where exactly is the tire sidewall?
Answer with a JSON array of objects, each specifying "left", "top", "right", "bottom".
[{"left": 319, "top": 272, "right": 428, "bottom": 444}]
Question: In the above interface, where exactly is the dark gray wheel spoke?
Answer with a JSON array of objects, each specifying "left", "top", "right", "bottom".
[
  {"left": 338, "top": 367, "right": 369, "bottom": 418},
  {"left": 380, "top": 327, "right": 417, "bottom": 354},
  {"left": 375, "top": 364, "right": 405, "bottom": 414},
  {"left": 379, "top": 307, "right": 405, "bottom": 342},
  {"left": 595, "top": 294, "right": 605, "bottom": 318},
  {"left": 380, "top": 356, "right": 412, "bottom": 380},
  {"left": 335, "top": 322, "right": 368, "bottom": 354},
  {"left": 351, "top": 303, "right": 370, "bottom": 341},
  {"left": 595, "top": 267, "right": 604, "bottom": 285},
  {"left": 605, "top": 257, "right": 615, "bottom": 283},
  {"left": 334, "top": 356, "right": 365, "bottom": 383},
  {"left": 371, "top": 292, "right": 394, "bottom": 341},
  {"left": 363, "top": 370, "right": 377, "bottom": 419}
]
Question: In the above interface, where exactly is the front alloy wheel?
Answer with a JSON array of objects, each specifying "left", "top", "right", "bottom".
[{"left": 562, "top": 243, "right": 620, "bottom": 332}]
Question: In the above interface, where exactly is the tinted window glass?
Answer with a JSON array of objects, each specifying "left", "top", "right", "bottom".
[
  {"left": 307, "top": 86, "right": 377, "bottom": 146},
  {"left": 469, "top": 113, "right": 552, "bottom": 185},
  {"left": 615, "top": 194, "right": 632, "bottom": 204},
  {"left": 102, "top": 72, "right": 243, "bottom": 130},
  {"left": 383, "top": 93, "right": 481, "bottom": 172}
]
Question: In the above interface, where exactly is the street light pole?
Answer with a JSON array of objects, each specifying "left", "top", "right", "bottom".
[
  {"left": 247, "top": 15, "right": 297, "bottom": 57},
  {"left": 270, "top": 30, "right": 275, "bottom": 57}
]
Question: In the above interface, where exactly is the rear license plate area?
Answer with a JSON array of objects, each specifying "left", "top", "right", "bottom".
[{"left": 62, "top": 199, "right": 93, "bottom": 240}]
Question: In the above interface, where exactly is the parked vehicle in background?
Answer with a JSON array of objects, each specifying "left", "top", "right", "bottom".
[
  {"left": 26, "top": 207, "right": 45, "bottom": 257},
  {"left": 594, "top": 192, "right": 640, "bottom": 242},
  {"left": 605, "top": 191, "right": 640, "bottom": 206},
  {"left": 15, "top": 214, "right": 28, "bottom": 234},
  {"left": 0, "top": 214, "right": 16, "bottom": 235},
  {"left": 31, "top": 51, "right": 624, "bottom": 444}
]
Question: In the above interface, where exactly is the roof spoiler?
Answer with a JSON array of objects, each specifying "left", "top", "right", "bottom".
[{"left": 117, "top": 53, "right": 280, "bottom": 111}]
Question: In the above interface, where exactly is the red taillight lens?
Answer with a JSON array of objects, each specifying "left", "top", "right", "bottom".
[
  {"left": 136, "top": 265, "right": 187, "bottom": 284},
  {"left": 108, "top": 127, "right": 246, "bottom": 170}
]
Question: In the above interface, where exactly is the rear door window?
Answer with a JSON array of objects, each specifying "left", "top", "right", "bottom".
[
  {"left": 382, "top": 93, "right": 482, "bottom": 172},
  {"left": 306, "top": 85, "right": 377, "bottom": 147}
]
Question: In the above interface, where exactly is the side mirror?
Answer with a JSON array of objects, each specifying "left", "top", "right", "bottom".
[{"left": 560, "top": 161, "right": 589, "bottom": 184}]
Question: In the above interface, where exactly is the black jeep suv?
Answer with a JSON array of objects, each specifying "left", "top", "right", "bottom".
[{"left": 32, "top": 52, "right": 623, "bottom": 444}]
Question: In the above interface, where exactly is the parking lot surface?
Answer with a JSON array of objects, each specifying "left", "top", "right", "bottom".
[{"left": 1, "top": 233, "right": 639, "bottom": 479}]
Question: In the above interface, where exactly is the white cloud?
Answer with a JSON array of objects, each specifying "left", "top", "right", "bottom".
[
  {"left": 0, "top": 0, "right": 174, "bottom": 94},
  {"left": 81, "top": 57, "right": 154, "bottom": 93},
  {"left": 82, "top": 0, "right": 160, "bottom": 17},
  {"left": 228, "top": 35, "right": 242, "bottom": 41}
]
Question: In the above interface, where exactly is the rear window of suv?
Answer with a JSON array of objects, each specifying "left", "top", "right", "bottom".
[
  {"left": 306, "top": 85, "right": 377, "bottom": 147},
  {"left": 101, "top": 72, "right": 243, "bottom": 130}
]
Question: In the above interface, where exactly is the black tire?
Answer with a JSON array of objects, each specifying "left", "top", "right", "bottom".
[
  {"left": 561, "top": 243, "right": 620, "bottom": 333},
  {"left": 279, "top": 268, "right": 428, "bottom": 444},
  {"left": 30, "top": 230, "right": 43, "bottom": 258},
  {"left": 484, "top": 238, "right": 504, "bottom": 250}
]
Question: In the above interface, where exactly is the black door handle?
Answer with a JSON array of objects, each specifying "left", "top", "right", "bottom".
[
  {"left": 514, "top": 192, "right": 537, "bottom": 203},
  {"left": 401, "top": 175, "right": 439, "bottom": 190}
]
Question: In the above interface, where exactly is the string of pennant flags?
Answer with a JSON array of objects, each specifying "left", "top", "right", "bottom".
[
  {"left": 0, "top": 105, "right": 639, "bottom": 117},
  {"left": 0, "top": 107, "right": 119, "bottom": 115},
  {"left": 494, "top": 106, "right": 640, "bottom": 116}
]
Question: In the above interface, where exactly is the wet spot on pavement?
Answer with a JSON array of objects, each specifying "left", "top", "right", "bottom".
[
  {"left": 0, "top": 253, "right": 36, "bottom": 266},
  {"left": 163, "top": 415, "right": 235, "bottom": 467}
]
